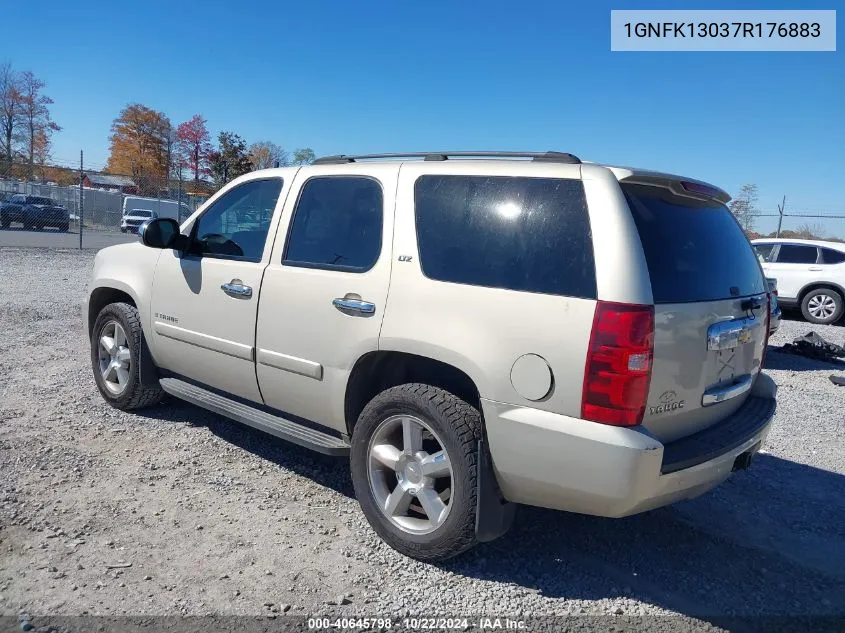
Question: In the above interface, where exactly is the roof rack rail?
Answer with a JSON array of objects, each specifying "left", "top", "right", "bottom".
[{"left": 312, "top": 151, "right": 581, "bottom": 165}]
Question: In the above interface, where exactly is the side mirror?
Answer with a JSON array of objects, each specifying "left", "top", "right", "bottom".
[{"left": 139, "top": 218, "right": 181, "bottom": 249}]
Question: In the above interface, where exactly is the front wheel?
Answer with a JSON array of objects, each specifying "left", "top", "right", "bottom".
[
  {"left": 801, "top": 288, "right": 844, "bottom": 324},
  {"left": 351, "top": 384, "right": 482, "bottom": 562},
  {"left": 91, "top": 302, "right": 164, "bottom": 410}
]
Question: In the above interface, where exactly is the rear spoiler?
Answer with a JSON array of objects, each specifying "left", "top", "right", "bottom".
[{"left": 607, "top": 167, "right": 731, "bottom": 204}]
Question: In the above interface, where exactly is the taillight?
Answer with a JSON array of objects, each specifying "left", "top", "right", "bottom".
[
  {"left": 762, "top": 293, "right": 771, "bottom": 367},
  {"left": 581, "top": 302, "right": 655, "bottom": 427}
]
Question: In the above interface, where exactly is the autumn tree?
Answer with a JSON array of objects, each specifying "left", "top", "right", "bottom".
[
  {"left": 248, "top": 141, "right": 288, "bottom": 170},
  {"left": 292, "top": 148, "right": 316, "bottom": 165},
  {"left": 796, "top": 223, "right": 827, "bottom": 240},
  {"left": 176, "top": 115, "right": 212, "bottom": 183},
  {"left": 17, "top": 71, "right": 60, "bottom": 180},
  {"left": 106, "top": 103, "right": 172, "bottom": 196},
  {"left": 729, "top": 183, "right": 760, "bottom": 232},
  {"left": 0, "top": 62, "right": 22, "bottom": 176},
  {"left": 208, "top": 131, "right": 251, "bottom": 187}
]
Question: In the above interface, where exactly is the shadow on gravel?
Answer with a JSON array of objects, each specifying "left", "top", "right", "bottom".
[
  {"left": 138, "top": 399, "right": 844, "bottom": 632},
  {"left": 764, "top": 348, "right": 845, "bottom": 371},
  {"left": 137, "top": 399, "right": 355, "bottom": 497},
  {"left": 441, "top": 454, "right": 845, "bottom": 631}
]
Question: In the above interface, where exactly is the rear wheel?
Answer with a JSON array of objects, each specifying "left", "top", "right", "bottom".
[
  {"left": 0, "top": 216, "right": 8, "bottom": 229},
  {"left": 35, "top": 223, "right": 43, "bottom": 231},
  {"left": 801, "top": 288, "right": 844, "bottom": 324},
  {"left": 351, "top": 384, "right": 482, "bottom": 562},
  {"left": 91, "top": 302, "right": 164, "bottom": 410},
  {"left": 60, "top": 223, "right": 69, "bottom": 232}
]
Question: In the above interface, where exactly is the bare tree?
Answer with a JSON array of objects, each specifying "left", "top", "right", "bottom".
[
  {"left": 248, "top": 141, "right": 289, "bottom": 170},
  {"left": 796, "top": 222, "right": 826, "bottom": 240},
  {"left": 729, "top": 183, "right": 760, "bottom": 232},
  {"left": 0, "top": 62, "right": 22, "bottom": 176},
  {"left": 17, "top": 71, "right": 60, "bottom": 180}
]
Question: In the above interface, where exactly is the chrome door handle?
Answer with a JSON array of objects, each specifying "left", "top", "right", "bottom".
[
  {"left": 702, "top": 374, "right": 754, "bottom": 406},
  {"left": 221, "top": 280, "right": 253, "bottom": 298},
  {"left": 332, "top": 298, "right": 375, "bottom": 314},
  {"left": 809, "top": 267, "right": 823, "bottom": 271}
]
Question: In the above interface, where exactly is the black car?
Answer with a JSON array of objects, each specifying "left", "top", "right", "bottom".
[{"left": 0, "top": 194, "right": 70, "bottom": 231}]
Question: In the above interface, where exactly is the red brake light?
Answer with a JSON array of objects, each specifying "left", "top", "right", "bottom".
[
  {"left": 762, "top": 293, "right": 771, "bottom": 367},
  {"left": 581, "top": 302, "right": 655, "bottom": 427}
]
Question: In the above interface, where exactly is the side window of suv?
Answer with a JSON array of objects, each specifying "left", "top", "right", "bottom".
[
  {"left": 190, "top": 178, "right": 283, "bottom": 262},
  {"left": 821, "top": 248, "right": 845, "bottom": 264},
  {"left": 776, "top": 244, "right": 819, "bottom": 264},
  {"left": 283, "top": 176, "right": 383, "bottom": 272},
  {"left": 414, "top": 175, "right": 596, "bottom": 298},
  {"left": 753, "top": 243, "right": 775, "bottom": 263}
]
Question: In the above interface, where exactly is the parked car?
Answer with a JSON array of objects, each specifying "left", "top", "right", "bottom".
[
  {"left": 85, "top": 151, "right": 777, "bottom": 561},
  {"left": 752, "top": 238, "right": 845, "bottom": 325},
  {"left": 121, "top": 209, "right": 158, "bottom": 233},
  {"left": 0, "top": 194, "right": 70, "bottom": 231}
]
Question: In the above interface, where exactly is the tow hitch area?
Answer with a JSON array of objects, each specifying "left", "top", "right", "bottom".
[
  {"left": 732, "top": 452, "right": 754, "bottom": 472},
  {"left": 732, "top": 442, "right": 761, "bottom": 472}
]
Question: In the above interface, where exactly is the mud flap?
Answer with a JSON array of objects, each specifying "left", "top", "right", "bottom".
[
  {"left": 138, "top": 333, "right": 160, "bottom": 387},
  {"left": 475, "top": 439, "right": 516, "bottom": 543}
]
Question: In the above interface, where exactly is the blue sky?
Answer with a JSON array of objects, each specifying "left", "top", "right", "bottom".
[{"left": 4, "top": 0, "right": 843, "bottom": 235}]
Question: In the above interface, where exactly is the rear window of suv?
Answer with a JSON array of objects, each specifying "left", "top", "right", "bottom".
[
  {"left": 623, "top": 183, "right": 765, "bottom": 303},
  {"left": 414, "top": 175, "right": 596, "bottom": 298}
]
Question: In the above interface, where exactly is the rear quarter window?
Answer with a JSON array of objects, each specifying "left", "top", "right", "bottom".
[
  {"left": 414, "top": 175, "right": 596, "bottom": 298},
  {"left": 776, "top": 244, "right": 819, "bottom": 264},
  {"left": 821, "top": 247, "right": 845, "bottom": 264},
  {"left": 623, "top": 183, "right": 765, "bottom": 303}
]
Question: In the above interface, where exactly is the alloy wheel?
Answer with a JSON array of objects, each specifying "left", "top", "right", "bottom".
[
  {"left": 367, "top": 415, "right": 454, "bottom": 535},
  {"left": 808, "top": 294, "right": 837, "bottom": 320},
  {"left": 97, "top": 320, "right": 132, "bottom": 395}
]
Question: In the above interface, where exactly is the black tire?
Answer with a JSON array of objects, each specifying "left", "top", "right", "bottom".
[
  {"left": 60, "top": 223, "right": 69, "bottom": 232},
  {"left": 801, "top": 288, "right": 844, "bottom": 325},
  {"left": 35, "top": 223, "right": 43, "bottom": 231},
  {"left": 0, "top": 218, "right": 8, "bottom": 229},
  {"left": 350, "top": 383, "right": 482, "bottom": 562},
  {"left": 91, "top": 302, "right": 164, "bottom": 410}
]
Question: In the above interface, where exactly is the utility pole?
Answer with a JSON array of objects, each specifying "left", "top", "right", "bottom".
[
  {"left": 776, "top": 195, "right": 786, "bottom": 238},
  {"left": 177, "top": 168, "right": 183, "bottom": 223},
  {"left": 78, "top": 150, "right": 83, "bottom": 250}
]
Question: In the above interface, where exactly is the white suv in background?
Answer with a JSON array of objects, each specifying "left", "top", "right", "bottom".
[{"left": 752, "top": 238, "right": 845, "bottom": 325}]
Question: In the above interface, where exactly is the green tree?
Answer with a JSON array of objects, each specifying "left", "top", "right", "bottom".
[
  {"left": 729, "top": 183, "right": 759, "bottom": 232},
  {"left": 208, "top": 131, "right": 252, "bottom": 187},
  {"left": 292, "top": 147, "right": 315, "bottom": 165}
]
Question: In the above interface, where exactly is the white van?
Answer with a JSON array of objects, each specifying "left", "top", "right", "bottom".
[{"left": 120, "top": 197, "right": 190, "bottom": 233}]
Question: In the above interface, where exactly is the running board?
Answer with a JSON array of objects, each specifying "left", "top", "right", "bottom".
[{"left": 159, "top": 378, "right": 350, "bottom": 456}]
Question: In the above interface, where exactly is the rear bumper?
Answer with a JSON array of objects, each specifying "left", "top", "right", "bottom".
[{"left": 483, "top": 374, "right": 776, "bottom": 517}]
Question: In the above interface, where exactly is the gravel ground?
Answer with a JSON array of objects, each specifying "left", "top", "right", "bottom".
[{"left": 1, "top": 247, "right": 843, "bottom": 632}]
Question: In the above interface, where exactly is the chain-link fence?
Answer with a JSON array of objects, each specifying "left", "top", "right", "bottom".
[
  {"left": 754, "top": 213, "right": 845, "bottom": 243},
  {"left": 0, "top": 173, "right": 207, "bottom": 249}
]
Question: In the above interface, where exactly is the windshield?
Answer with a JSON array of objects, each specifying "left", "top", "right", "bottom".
[{"left": 623, "top": 183, "right": 766, "bottom": 303}]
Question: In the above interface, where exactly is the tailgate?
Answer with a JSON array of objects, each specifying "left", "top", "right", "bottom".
[{"left": 622, "top": 182, "right": 768, "bottom": 443}]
